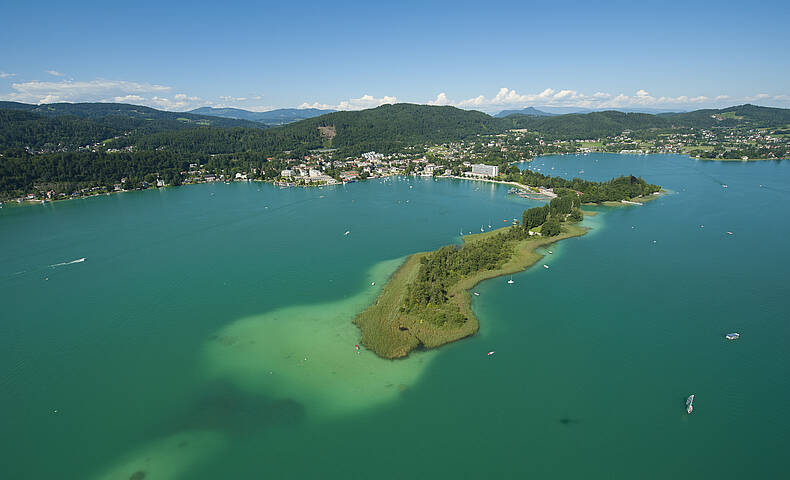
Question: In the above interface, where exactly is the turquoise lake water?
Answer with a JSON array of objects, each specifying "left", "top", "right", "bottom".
[{"left": 1, "top": 153, "right": 788, "bottom": 478}]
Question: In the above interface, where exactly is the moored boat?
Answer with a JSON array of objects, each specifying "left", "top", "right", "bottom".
[{"left": 725, "top": 333, "right": 740, "bottom": 340}]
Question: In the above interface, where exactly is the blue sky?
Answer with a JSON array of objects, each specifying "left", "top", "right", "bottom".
[{"left": 1, "top": 0, "right": 788, "bottom": 112}]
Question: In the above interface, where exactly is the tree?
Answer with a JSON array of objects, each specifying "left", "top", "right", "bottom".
[{"left": 542, "top": 217, "right": 561, "bottom": 236}]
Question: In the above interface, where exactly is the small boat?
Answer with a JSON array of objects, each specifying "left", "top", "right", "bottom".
[
  {"left": 726, "top": 231, "right": 733, "bottom": 235},
  {"left": 371, "top": 282, "right": 375, "bottom": 286},
  {"left": 473, "top": 292, "right": 480, "bottom": 296},
  {"left": 725, "top": 333, "right": 740, "bottom": 340},
  {"left": 543, "top": 265, "right": 549, "bottom": 269},
  {"left": 480, "top": 226, "right": 484, "bottom": 232},
  {"left": 686, "top": 394, "right": 695, "bottom": 414},
  {"left": 722, "top": 184, "right": 728, "bottom": 188},
  {"left": 548, "top": 250, "right": 553, "bottom": 254},
  {"left": 507, "top": 276, "right": 514, "bottom": 284},
  {"left": 344, "top": 231, "right": 350, "bottom": 236},
  {"left": 487, "top": 351, "right": 495, "bottom": 356}
]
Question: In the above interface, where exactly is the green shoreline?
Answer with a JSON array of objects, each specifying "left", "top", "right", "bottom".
[{"left": 354, "top": 222, "right": 588, "bottom": 359}]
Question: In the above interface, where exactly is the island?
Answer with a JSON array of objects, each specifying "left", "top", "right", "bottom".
[{"left": 354, "top": 173, "right": 660, "bottom": 358}]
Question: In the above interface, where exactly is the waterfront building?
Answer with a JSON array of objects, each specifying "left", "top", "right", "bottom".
[{"left": 470, "top": 164, "right": 499, "bottom": 177}]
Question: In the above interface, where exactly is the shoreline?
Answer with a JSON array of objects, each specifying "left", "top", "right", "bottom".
[{"left": 354, "top": 223, "right": 588, "bottom": 359}]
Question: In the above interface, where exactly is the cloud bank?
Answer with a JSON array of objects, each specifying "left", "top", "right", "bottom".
[
  {"left": 0, "top": 75, "right": 787, "bottom": 113},
  {"left": 428, "top": 87, "right": 753, "bottom": 112}
]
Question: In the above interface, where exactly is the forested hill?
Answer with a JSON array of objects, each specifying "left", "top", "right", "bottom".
[
  {"left": 501, "top": 104, "right": 790, "bottom": 138},
  {"left": 501, "top": 111, "right": 669, "bottom": 138},
  {"left": 287, "top": 103, "right": 501, "bottom": 152},
  {"left": 0, "top": 102, "right": 265, "bottom": 151},
  {"left": 0, "top": 101, "right": 263, "bottom": 128},
  {"left": 495, "top": 107, "right": 554, "bottom": 117},
  {"left": 662, "top": 104, "right": 790, "bottom": 128},
  {"left": 2, "top": 101, "right": 789, "bottom": 155},
  {"left": 114, "top": 103, "right": 504, "bottom": 157}
]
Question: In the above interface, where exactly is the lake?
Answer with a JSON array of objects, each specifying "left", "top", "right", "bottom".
[{"left": 1, "top": 153, "right": 788, "bottom": 478}]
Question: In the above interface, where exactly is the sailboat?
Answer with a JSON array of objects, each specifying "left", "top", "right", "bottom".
[
  {"left": 507, "top": 276, "right": 514, "bottom": 284},
  {"left": 480, "top": 225, "right": 484, "bottom": 232},
  {"left": 686, "top": 394, "right": 695, "bottom": 414}
]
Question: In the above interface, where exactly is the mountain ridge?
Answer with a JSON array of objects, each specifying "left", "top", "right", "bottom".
[{"left": 188, "top": 106, "right": 335, "bottom": 124}]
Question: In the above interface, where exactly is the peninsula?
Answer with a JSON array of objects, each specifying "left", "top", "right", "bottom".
[
  {"left": 354, "top": 170, "right": 659, "bottom": 359},
  {"left": 354, "top": 220, "right": 586, "bottom": 358}
]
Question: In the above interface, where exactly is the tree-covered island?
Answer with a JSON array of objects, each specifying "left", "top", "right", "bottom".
[{"left": 355, "top": 174, "right": 659, "bottom": 358}]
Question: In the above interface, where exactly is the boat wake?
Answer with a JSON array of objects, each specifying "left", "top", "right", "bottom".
[{"left": 49, "top": 257, "right": 86, "bottom": 268}]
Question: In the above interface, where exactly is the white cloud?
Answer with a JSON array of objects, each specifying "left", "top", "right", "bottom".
[
  {"left": 111, "top": 95, "right": 145, "bottom": 103},
  {"left": 427, "top": 92, "right": 450, "bottom": 106},
  {"left": 0, "top": 72, "right": 15, "bottom": 79},
  {"left": 0, "top": 78, "right": 213, "bottom": 110},
  {"left": 454, "top": 87, "right": 588, "bottom": 110},
  {"left": 150, "top": 93, "right": 204, "bottom": 110},
  {"left": 219, "top": 95, "right": 247, "bottom": 102},
  {"left": 46, "top": 70, "right": 65, "bottom": 77},
  {"left": 298, "top": 94, "right": 398, "bottom": 111}
]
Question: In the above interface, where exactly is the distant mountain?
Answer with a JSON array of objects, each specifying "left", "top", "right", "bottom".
[
  {"left": 495, "top": 107, "right": 555, "bottom": 118},
  {"left": 532, "top": 106, "right": 684, "bottom": 115},
  {"left": 189, "top": 107, "right": 335, "bottom": 125}
]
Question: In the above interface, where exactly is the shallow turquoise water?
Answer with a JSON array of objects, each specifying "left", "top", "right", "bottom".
[{"left": 1, "top": 155, "right": 788, "bottom": 478}]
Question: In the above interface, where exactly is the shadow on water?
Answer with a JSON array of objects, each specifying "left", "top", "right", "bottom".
[
  {"left": 154, "top": 380, "right": 306, "bottom": 439},
  {"left": 558, "top": 417, "right": 580, "bottom": 425}
]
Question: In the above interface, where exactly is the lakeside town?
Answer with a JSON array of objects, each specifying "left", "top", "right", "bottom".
[{"left": 4, "top": 122, "right": 789, "bottom": 205}]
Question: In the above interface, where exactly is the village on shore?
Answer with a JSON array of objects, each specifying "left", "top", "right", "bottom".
[{"left": 5, "top": 123, "right": 787, "bottom": 205}]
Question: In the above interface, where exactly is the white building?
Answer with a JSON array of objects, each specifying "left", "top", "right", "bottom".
[
  {"left": 309, "top": 169, "right": 322, "bottom": 178},
  {"left": 470, "top": 164, "right": 499, "bottom": 177},
  {"left": 281, "top": 169, "right": 293, "bottom": 177}
]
